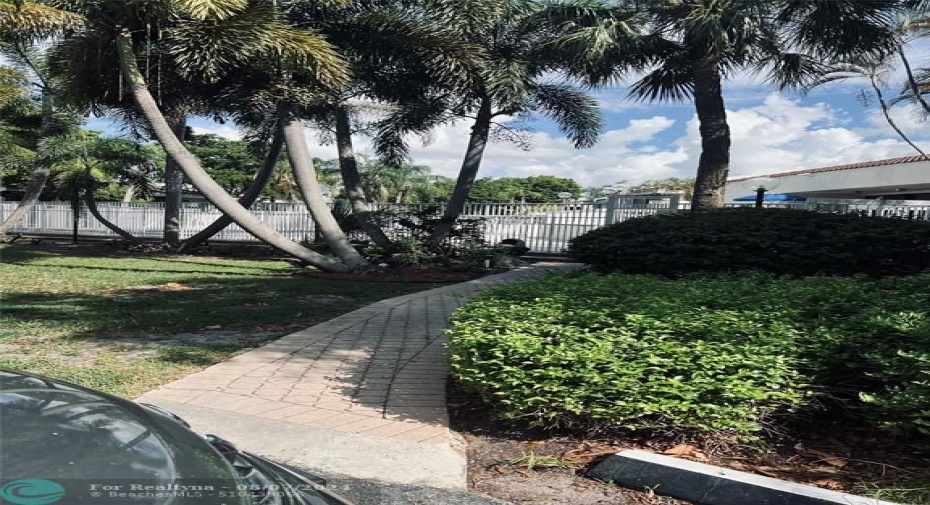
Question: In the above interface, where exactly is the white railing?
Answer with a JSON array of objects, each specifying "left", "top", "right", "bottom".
[
  {"left": 3, "top": 198, "right": 930, "bottom": 254},
  {"left": 0, "top": 201, "right": 318, "bottom": 243}
]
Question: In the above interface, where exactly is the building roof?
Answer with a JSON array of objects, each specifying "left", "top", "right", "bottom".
[{"left": 728, "top": 155, "right": 929, "bottom": 183}]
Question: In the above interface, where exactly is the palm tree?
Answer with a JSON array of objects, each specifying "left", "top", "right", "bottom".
[
  {"left": 288, "top": 2, "right": 483, "bottom": 248},
  {"left": 41, "top": 130, "right": 157, "bottom": 244},
  {"left": 0, "top": 2, "right": 83, "bottom": 236},
  {"left": 811, "top": 57, "right": 929, "bottom": 160},
  {"left": 354, "top": 155, "right": 433, "bottom": 204},
  {"left": 157, "top": 0, "right": 371, "bottom": 268},
  {"left": 0, "top": 65, "right": 40, "bottom": 201},
  {"left": 545, "top": 0, "right": 906, "bottom": 211},
  {"left": 178, "top": 129, "right": 284, "bottom": 251},
  {"left": 47, "top": 0, "right": 367, "bottom": 271},
  {"left": 372, "top": 0, "right": 603, "bottom": 243}
]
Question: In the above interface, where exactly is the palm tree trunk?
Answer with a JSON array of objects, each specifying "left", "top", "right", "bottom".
[
  {"left": 83, "top": 183, "right": 141, "bottom": 244},
  {"left": 690, "top": 53, "right": 731, "bottom": 211},
  {"left": 898, "top": 46, "right": 930, "bottom": 117},
  {"left": 870, "top": 74, "right": 929, "bottom": 160},
  {"left": 279, "top": 107, "right": 369, "bottom": 269},
  {"left": 115, "top": 30, "right": 351, "bottom": 272},
  {"left": 163, "top": 112, "right": 186, "bottom": 247},
  {"left": 179, "top": 128, "right": 284, "bottom": 252},
  {"left": 430, "top": 97, "right": 493, "bottom": 243},
  {"left": 0, "top": 89, "right": 54, "bottom": 236},
  {"left": 334, "top": 105, "right": 391, "bottom": 247}
]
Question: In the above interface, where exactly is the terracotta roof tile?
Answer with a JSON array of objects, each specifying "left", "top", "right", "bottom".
[{"left": 728, "top": 155, "right": 930, "bottom": 183}]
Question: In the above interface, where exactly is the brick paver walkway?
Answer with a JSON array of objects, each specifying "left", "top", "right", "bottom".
[{"left": 138, "top": 263, "right": 579, "bottom": 448}]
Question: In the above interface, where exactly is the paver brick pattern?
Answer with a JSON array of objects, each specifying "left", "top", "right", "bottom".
[{"left": 141, "top": 263, "right": 579, "bottom": 445}]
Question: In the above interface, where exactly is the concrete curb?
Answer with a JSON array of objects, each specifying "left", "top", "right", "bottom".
[{"left": 588, "top": 450, "right": 900, "bottom": 505}]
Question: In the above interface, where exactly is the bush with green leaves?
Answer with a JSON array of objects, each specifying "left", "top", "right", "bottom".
[
  {"left": 358, "top": 206, "right": 489, "bottom": 267},
  {"left": 447, "top": 272, "right": 930, "bottom": 439},
  {"left": 568, "top": 209, "right": 930, "bottom": 277}
]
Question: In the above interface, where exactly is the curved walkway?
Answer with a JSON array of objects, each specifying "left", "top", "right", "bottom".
[{"left": 137, "top": 262, "right": 580, "bottom": 490}]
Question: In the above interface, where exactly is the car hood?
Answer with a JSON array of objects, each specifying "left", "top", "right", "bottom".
[{"left": 0, "top": 369, "right": 246, "bottom": 504}]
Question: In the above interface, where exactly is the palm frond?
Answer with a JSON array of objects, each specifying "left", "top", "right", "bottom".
[
  {"left": 330, "top": 9, "right": 484, "bottom": 90},
  {"left": 418, "top": 0, "right": 514, "bottom": 37},
  {"left": 529, "top": 82, "right": 602, "bottom": 148},
  {"left": 165, "top": 4, "right": 349, "bottom": 90},
  {"left": 534, "top": 0, "right": 650, "bottom": 86},
  {"left": 754, "top": 52, "right": 832, "bottom": 91},
  {"left": 892, "top": 66, "right": 930, "bottom": 108},
  {"left": 0, "top": 2, "right": 86, "bottom": 41},
  {"left": 372, "top": 96, "right": 452, "bottom": 165},
  {"left": 779, "top": 0, "right": 903, "bottom": 60},
  {"left": 485, "top": 56, "right": 531, "bottom": 108},
  {"left": 627, "top": 59, "right": 694, "bottom": 103},
  {"left": 175, "top": 0, "right": 247, "bottom": 21}
]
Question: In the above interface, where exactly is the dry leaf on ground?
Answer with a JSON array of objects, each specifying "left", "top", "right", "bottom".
[
  {"left": 662, "top": 444, "right": 709, "bottom": 461},
  {"left": 806, "top": 449, "right": 848, "bottom": 467}
]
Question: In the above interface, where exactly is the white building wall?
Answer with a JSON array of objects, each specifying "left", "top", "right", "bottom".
[{"left": 725, "top": 159, "right": 930, "bottom": 201}]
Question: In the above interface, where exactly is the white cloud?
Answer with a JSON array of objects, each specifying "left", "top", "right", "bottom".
[{"left": 183, "top": 90, "right": 930, "bottom": 189}]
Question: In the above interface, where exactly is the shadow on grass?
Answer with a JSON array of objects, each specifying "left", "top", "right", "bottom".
[
  {"left": 1, "top": 244, "right": 287, "bottom": 275},
  {"left": 2, "top": 275, "right": 438, "bottom": 343}
]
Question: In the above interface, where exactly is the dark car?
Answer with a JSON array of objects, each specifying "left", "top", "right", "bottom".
[{"left": 0, "top": 368, "right": 353, "bottom": 505}]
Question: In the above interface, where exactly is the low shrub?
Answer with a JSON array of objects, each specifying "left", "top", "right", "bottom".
[
  {"left": 357, "top": 206, "right": 489, "bottom": 267},
  {"left": 447, "top": 272, "right": 930, "bottom": 439},
  {"left": 568, "top": 209, "right": 930, "bottom": 277}
]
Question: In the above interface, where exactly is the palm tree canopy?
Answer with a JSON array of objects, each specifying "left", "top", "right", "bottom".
[{"left": 371, "top": 0, "right": 605, "bottom": 164}]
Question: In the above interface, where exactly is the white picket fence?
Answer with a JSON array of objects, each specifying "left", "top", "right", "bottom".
[{"left": 3, "top": 198, "right": 930, "bottom": 254}]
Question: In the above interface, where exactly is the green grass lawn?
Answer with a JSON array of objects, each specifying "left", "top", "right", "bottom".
[{"left": 0, "top": 243, "right": 438, "bottom": 398}]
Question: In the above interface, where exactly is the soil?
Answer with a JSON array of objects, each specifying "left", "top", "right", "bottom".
[
  {"left": 448, "top": 384, "right": 691, "bottom": 505},
  {"left": 448, "top": 383, "right": 930, "bottom": 505}
]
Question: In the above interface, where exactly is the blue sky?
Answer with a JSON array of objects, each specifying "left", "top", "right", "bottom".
[{"left": 88, "top": 57, "right": 930, "bottom": 190}]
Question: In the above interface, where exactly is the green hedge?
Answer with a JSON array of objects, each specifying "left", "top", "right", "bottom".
[
  {"left": 568, "top": 209, "right": 930, "bottom": 277},
  {"left": 447, "top": 272, "right": 930, "bottom": 438}
]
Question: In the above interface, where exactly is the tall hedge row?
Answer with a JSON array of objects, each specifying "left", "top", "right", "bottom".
[{"left": 568, "top": 209, "right": 930, "bottom": 277}]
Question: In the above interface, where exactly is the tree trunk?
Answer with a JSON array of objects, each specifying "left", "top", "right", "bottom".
[
  {"left": 898, "top": 46, "right": 930, "bottom": 117},
  {"left": 280, "top": 106, "right": 369, "bottom": 269},
  {"left": 0, "top": 89, "right": 54, "bottom": 236},
  {"left": 870, "top": 74, "right": 930, "bottom": 160},
  {"left": 179, "top": 128, "right": 284, "bottom": 252},
  {"left": 83, "top": 183, "right": 141, "bottom": 244},
  {"left": 334, "top": 105, "right": 391, "bottom": 247},
  {"left": 430, "top": 97, "right": 493, "bottom": 243},
  {"left": 115, "top": 30, "right": 351, "bottom": 272},
  {"left": 163, "top": 113, "right": 186, "bottom": 247},
  {"left": 689, "top": 52, "right": 731, "bottom": 211},
  {"left": 70, "top": 196, "right": 79, "bottom": 244}
]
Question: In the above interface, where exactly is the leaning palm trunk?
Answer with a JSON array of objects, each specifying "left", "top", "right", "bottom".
[
  {"left": 163, "top": 113, "right": 186, "bottom": 247},
  {"left": 178, "top": 128, "right": 284, "bottom": 252},
  {"left": 429, "top": 97, "right": 493, "bottom": 244},
  {"left": 83, "top": 184, "right": 141, "bottom": 244},
  {"left": 898, "top": 47, "right": 930, "bottom": 117},
  {"left": 115, "top": 30, "right": 351, "bottom": 272},
  {"left": 334, "top": 105, "right": 391, "bottom": 248},
  {"left": 0, "top": 90, "right": 54, "bottom": 236},
  {"left": 280, "top": 107, "right": 369, "bottom": 269},
  {"left": 870, "top": 74, "right": 930, "bottom": 160},
  {"left": 689, "top": 52, "right": 731, "bottom": 211}
]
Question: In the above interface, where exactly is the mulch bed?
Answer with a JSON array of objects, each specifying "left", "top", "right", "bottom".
[{"left": 447, "top": 383, "right": 929, "bottom": 505}]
